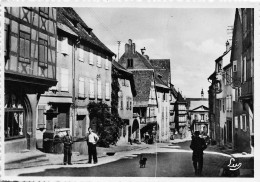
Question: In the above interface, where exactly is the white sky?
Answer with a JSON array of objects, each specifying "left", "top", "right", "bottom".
[{"left": 75, "top": 8, "right": 235, "bottom": 98}]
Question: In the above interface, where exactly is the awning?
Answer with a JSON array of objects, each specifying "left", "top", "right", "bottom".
[{"left": 76, "top": 108, "right": 88, "bottom": 115}]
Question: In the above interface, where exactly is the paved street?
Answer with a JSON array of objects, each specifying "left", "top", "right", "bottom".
[{"left": 5, "top": 141, "right": 231, "bottom": 177}]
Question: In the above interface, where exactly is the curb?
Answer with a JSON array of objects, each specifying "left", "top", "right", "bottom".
[
  {"left": 5, "top": 153, "right": 47, "bottom": 164},
  {"left": 5, "top": 145, "right": 149, "bottom": 170}
]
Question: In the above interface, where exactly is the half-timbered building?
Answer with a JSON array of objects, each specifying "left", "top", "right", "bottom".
[{"left": 4, "top": 7, "right": 57, "bottom": 152}]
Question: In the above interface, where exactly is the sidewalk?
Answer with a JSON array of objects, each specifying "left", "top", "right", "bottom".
[{"left": 5, "top": 143, "right": 149, "bottom": 170}]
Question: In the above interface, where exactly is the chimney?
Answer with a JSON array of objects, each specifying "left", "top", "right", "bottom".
[
  {"left": 201, "top": 89, "right": 204, "bottom": 98},
  {"left": 141, "top": 47, "right": 146, "bottom": 55},
  {"left": 125, "top": 43, "right": 129, "bottom": 54},
  {"left": 226, "top": 40, "right": 230, "bottom": 52},
  {"left": 133, "top": 43, "right": 136, "bottom": 54}
]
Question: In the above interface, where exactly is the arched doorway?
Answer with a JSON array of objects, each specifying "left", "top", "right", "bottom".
[{"left": 132, "top": 119, "right": 139, "bottom": 141}]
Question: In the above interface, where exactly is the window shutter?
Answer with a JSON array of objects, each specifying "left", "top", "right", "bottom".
[
  {"left": 97, "top": 55, "right": 101, "bottom": 67},
  {"left": 120, "top": 96, "right": 123, "bottom": 110},
  {"left": 38, "top": 105, "right": 46, "bottom": 128},
  {"left": 89, "top": 51, "right": 94, "bottom": 65},
  {"left": 240, "top": 115, "right": 243, "bottom": 129},
  {"left": 89, "top": 80, "right": 95, "bottom": 98},
  {"left": 105, "top": 82, "right": 110, "bottom": 100},
  {"left": 78, "top": 48, "right": 84, "bottom": 62},
  {"left": 61, "top": 37, "right": 68, "bottom": 55},
  {"left": 97, "top": 80, "right": 102, "bottom": 99},
  {"left": 243, "top": 56, "right": 247, "bottom": 82},
  {"left": 244, "top": 115, "right": 247, "bottom": 131},
  {"left": 5, "top": 24, "right": 9, "bottom": 56},
  {"left": 79, "top": 77, "right": 85, "bottom": 98},
  {"left": 105, "top": 59, "right": 109, "bottom": 69},
  {"left": 126, "top": 98, "right": 129, "bottom": 110},
  {"left": 234, "top": 116, "right": 238, "bottom": 128},
  {"left": 60, "top": 68, "right": 69, "bottom": 91}
]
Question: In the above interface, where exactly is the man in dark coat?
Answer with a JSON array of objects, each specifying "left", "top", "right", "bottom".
[
  {"left": 63, "top": 130, "right": 73, "bottom": 165},
  {"left": 190, "top": 131, "right": 207, "bottom": 176}
]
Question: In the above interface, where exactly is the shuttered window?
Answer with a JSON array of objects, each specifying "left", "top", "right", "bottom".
[
  {"left": 240, "top": 115, "right": 243, "bottom": 130},
  {"left": 5, "top": 24, "right": 9, "bottom": 56},
  {"left": 126, "top": 97, "right": 129, "bottom": 110},
  {"left": 120, "top": 95, "right": 123, "bottom": 110},
  {"left": 97, "top": 55, "right": 102, "bottom": 67},
  {"left": 78, "top": 77, "right": 85, "bottom": 98},
  {"left": 61, "top": 37, "right": 68, "bottom": 55},
  {"left": 39, "top": 38, "right": 48, "bottom": 67},
  {"left": 89, "top": 51, "right": 94, "bottom": 65},
  {"left": 105, "top": 82, "right": 110, "bottom": 100},
  {"left": 242, "top": 115, "right": 247, "bottom": 131},
  {"left": 19, "top": 31, "right": 30, "bottom": 63},
  {"left": 97, "top": 80, "right": 102, "bottom": 99},
  {"left": 38, "top": 105, "right": 46, "bottom": 129},
  {"left": 243, "top": 56, "right": 247, "bottom": 82},
  {"left": 234, "top": 116, "right": 238, "bottom": 128},
  {"left": 60, "top": 68, "right": 69, "bottom": 91},
  {"left": 78, "top": 48, "right": 84, "bottom": 62},
  {"left": 89, "top": 80, "right": 95, "bottom": 99},
  {"left": 105, "top": 59, "right": 109, "bottom": 70}
]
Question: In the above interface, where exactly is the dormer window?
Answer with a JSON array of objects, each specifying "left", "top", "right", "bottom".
[{"left": 127, "top": 59, "right": 133, "bottom": 68}]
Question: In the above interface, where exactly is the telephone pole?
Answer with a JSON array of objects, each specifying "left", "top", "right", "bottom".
[{"left": 117, "top": 41, "right": 121, "bottom": 61}]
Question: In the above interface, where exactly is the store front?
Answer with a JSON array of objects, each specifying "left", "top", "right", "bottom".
[{"left": 4, "top": 93, "right": 33, "bottom": 152}]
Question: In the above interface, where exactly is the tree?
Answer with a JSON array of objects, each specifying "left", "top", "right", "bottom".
[{"left": 87, "top": 101, "right": 123, "bottom": 147}]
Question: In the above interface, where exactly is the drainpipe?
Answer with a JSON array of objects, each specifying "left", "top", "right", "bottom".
[{"left": 72, "top": 37, "right": 80, "bottom": 136}]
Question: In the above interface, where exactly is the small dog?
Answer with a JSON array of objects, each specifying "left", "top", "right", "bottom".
[{"left": 139, "top": 155, "right": 147, "bottom": 168}]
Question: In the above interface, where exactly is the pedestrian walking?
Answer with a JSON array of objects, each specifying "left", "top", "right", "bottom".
[
  {"left": 190, "top": 131, "right": 207, "bottom": 176},
  {"left": 63, "top": 130, "right": 73, "bottom": 165},
  {"left": 86, "top": 127, "right": 99, "bottom": 164}
]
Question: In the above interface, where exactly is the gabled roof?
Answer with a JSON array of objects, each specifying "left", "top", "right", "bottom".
[
  {"left": 186, "top": 98, "right": 208, "bottom": 110},
  {"left": 170, "top": 84, "right": 178, "bottom": 98},
  {"left": 150, "top": 59, "right": 171, "bottom": 85},
  {"left": 131, "top": 70, "right": 154, "bottom": 106},
  {"left": 192, "top": 105, "right": 209, "bottom": 111},
  {"left": 208, "top": 72, "right": 216, "bottom": 80},
  {"left": 112, "top": 60, "right": 136, "bottom": 97},
  {"left": 136, "top": 52, "right": 154, "bottom": 69},
  {"left": 118, "top": 51, "right": 154, "bottom": 70},
  {"left": 112, "top": 60, "right": 132, "bottom": 75},
  {"left": 57, "top": 8, "right": 115, "bottom": 56},
  {"left": 177, "top": 92, "right": 186, "bottom": 102}
]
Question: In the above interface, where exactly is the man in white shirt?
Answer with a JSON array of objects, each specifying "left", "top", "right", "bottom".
[{"left": 86, "top": 127, "right": 99, "bottom": 164}]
